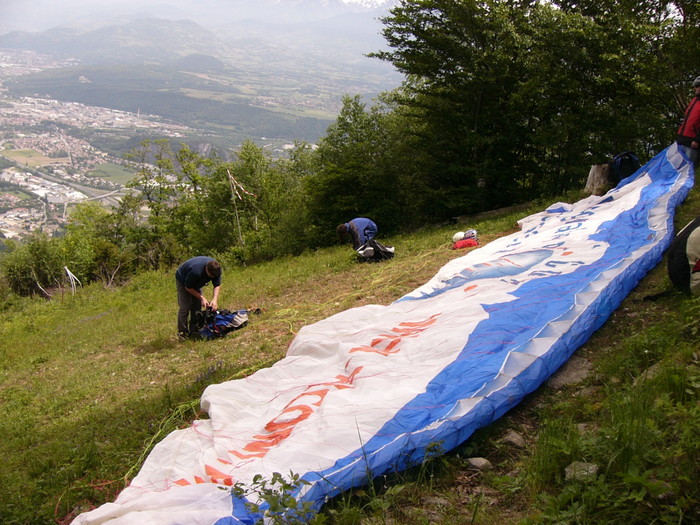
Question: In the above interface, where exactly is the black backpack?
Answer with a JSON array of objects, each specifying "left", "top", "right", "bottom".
[
  {"left": 357, "top": 239, "right": 395, "bottom": 262},
  {"left": 608, "top": 151, "right": 640, "bottom": 184},
  {"left": 191, "top": 308, "right": 254, "bottom": 340}
]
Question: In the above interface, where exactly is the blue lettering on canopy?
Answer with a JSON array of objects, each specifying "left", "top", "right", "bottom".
[{"left": 400, "top": 249, "right": 553, "bottom": 301}]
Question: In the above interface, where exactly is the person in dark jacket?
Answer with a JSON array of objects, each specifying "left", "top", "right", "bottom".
[
  {"left": 337, "top": 218, "right": 378, "bottom": 250},
  {"left": 667, "top": 216, "right": 700, "bottom": 297},
  {"left": 676, "top": 76, "right": 700, "bottom": 165},
  {"left": 175, "top": 256, "right": 222, "bottom": 338}
]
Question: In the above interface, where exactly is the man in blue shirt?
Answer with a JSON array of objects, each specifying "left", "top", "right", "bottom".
[
  {"left": 337, "top": 218, "right": 378, "bottom": 250},
  {"left": 175, "top": 256, "right": 222, "bottom": 338}
]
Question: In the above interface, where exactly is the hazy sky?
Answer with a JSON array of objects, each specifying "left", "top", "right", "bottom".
[
  {"left": 0, "top": 0, "right": 380, "bottom": 33},
  {"left": 3, "top": 0, "right": 175, "bottom": 26},
  {"left": 0, "top": 0, "right": 253, "bottom": 32}
]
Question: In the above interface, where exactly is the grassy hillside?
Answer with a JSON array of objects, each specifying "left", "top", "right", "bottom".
[{"left": 0, "top": 188, "right": 698, "bottom": 524}]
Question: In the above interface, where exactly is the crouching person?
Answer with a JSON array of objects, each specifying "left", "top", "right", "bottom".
[
  {"left": 337, "top": 217, "right": 378, "bottom": 250},
  {"left": 176, "top": 256, "right": 222, "bottom": 339}
]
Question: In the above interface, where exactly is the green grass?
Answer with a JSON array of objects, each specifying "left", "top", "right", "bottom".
[
  {"left": 3, "top": 190, "right": 33, "bottom": 200},
  {"left": 0, "top": 188, "right": 698, "bottom": 524},
  {"left": 1, "top": 148, "right": 68, "bottom": 168},
  {"left": 85, "top": 162, "right": 136, "bottom": 185}
]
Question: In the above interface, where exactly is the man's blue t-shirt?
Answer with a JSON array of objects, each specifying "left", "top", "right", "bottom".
[
  {"left": 175, "top": 256, "right": 221, "bottom": 290},
  {"left": 347, "top": 218, "right": 377, "bottom": 247}
]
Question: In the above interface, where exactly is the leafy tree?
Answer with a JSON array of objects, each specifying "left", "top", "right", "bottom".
[
  {"left": 125, "top": 139, "right": 177, "bottom": 225},
  {"left": 63, "top": 201, "right": 136, "bottom": 286},
  {"left": 61, "top": 202, "right": 106, "bottom": 282},
  {"left": 233, "top": 140, "right": 272, "bottom": 234},
  {"left": 175, "top": 143, "right": 209, "bottom": 195},
  {"left": 124, "top": 139, "right": 183, "bottom": 269},
  {"left": 549, "top": 0, "right": 700, "bottom": 153},
  {"left": 306, "top": 95, "right": 408, "bottom": 243},
  {"left": 0, "top": 267, "right": 20, "bottom": 311},
  {"left": 166, "top": 144, "right": 216, "bottom": 257},
  {"left": 372, "top": 0, "right": 536, "bottom": 212},
  {"left": 1, "top": 233, "right": 64, "bottom": 296},
  {"left": 273, "top": 142, "right": 317, "bottom": 254},
  {"left": 198, "top": 142, "right": 269, "bottom": 260},
  {"left": 218, "top": 141, "right": 314, "bottom": 261},
  {"left": 193, "top": 163, "right": 245, "bottom": 257},
  {"left": 372, "top": 0, "right": 699, "bottom": 216},
  {"left": 250, "top": 146, "right": 309, "bottom": 258}
]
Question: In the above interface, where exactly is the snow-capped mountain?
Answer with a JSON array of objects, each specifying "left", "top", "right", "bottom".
[
  {"left": 255, "top": 0, "right": 398, "bottom": 18},
  {"left": 268, "top": 0, "right": 395, "bottom": 9},
  {"left": 342, "top": 0, "right": 396, "bottom": 8}
]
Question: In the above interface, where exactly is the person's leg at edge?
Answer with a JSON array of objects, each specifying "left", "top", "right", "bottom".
[
  {"left": 187, "top": 288, "right": 203, "bottom": 334},
  {"left": 176, "top": 279, "right": 193, "bottom": 337}
]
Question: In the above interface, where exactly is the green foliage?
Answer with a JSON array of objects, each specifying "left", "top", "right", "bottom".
[
  {"left": 0, "top": 139, "right": 320, "bottom": 296},
  {"left": 527, "top": 417, "right": 582, "bottom": 489},
  {"left": 522, "top": 294, "right": 700, "bottom": 524},
  {"left": 1, "top": 232, "right": 65, "bottom": 295},
  {"left": 324, "top": 440, "right": 459, "bottom": 524},
  {"left": 232, "top": 471, "right": 326, "bottom": 525},
  {"left": 0, "top": 269, "right": 24, "bottom": 311},
  {"left": 306, "top": 94, "right": 419, "bottom": 239},
  {"left": 126, "top": 139, "right": 177, "bottom": 227},
  {"left": 372, "top": 0, "right": 698, "bottom": 213},
  {"left": 308, "top": 95, "right": 387, "bottom": 240}
]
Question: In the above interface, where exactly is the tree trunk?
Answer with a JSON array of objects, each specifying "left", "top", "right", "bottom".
[{"left": 584, "top": 164, "right": 611, "bottom": 196}]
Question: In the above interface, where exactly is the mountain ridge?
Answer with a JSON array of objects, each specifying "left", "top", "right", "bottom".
[
  {"left": 0, "top": 18, "right": 236, "bottom": 65},
  {"left": 0, "top": 1, "right": 401, "bottom": 149},
  {"left": 0, "top": 4, "right": 397, "bottom": 71}
]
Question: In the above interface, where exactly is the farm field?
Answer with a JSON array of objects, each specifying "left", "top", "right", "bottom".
[
  {"left": 1, "top": 148, "right": 69, "bottom": 168},
  {"left": 86, "top": 162, "right": 136, "bottom": 186}
]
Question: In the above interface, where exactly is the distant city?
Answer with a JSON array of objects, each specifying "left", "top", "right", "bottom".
[
  {"left": 0, "top": 0, "right": 404, "bottom": 243},
  {"left": 0, "top": 49, "right": 277, "bottom": 241}
]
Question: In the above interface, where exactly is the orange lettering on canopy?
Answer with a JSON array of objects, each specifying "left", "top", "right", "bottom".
[
  {"left": 230, "top": 314, "right": 439, "bottom": 460},
  {"left": 369, "top": 336, "right": 403, "bottom": 349},
  {"left": 173, "top": 470, "right": 227, "bottom": 486},
  {"left": 395, "top": 314, "right": 441, "bottom": 328},
  {"left": 350, "top": 344, "right": 400, "bottom": 357},
  {"left": 295, "top": 388, "right": 330, "bottom": 406},
  {"left": 265, "top": 404, "right": 314, "bottom": 433},
  {"left": 231, "top": 449, "right": 266, "bottom": 460},
  {"left": 231, "top": 367, "right": 364, "bottom": 459},
  {"left": 205, "top": 464, "right": 234, "bottom": 486},
  {"left": 252, "top": 426, "right": 294, "bottom": 443},
  {"left": 352, "top": 314, "right": 440, "bottom": 356},
  {"left": 231, "top": 420, "right": 299, "bottom": 459},
  {"left": 311, "top": 365, "right": 363, "bottom": 389}
]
